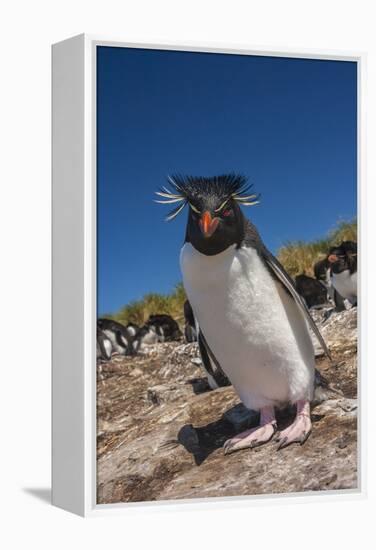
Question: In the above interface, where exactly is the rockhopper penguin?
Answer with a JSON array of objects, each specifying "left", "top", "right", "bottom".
[
  {"left": 156, "top": 174, "right": 331, "bottom": 453},
  {"left": 97, "top": 318, "right": 135, "bottom": 356},
  {"left": 96, "top": 327, "right": 113, "bottom": 361},
  {"left": 327, "top": 241, "right": 357, "bottom": 306}
]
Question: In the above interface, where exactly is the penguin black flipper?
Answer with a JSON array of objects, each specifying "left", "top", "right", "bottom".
[
  {"left": 258, "top": 245, "right": 332, "bottom": 361},
  {"left": 198, "top": 329, "right": 231, "bottom": 388}
]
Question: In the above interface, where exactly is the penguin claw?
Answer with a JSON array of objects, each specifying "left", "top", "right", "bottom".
[
  {"left": 223, "top": 438, "right": 258, "bottom": 455},
  {"left": 276, "top": 436, "right": 288, "bottom": 451},
  {"left": 299, "top": 429, "right": 312, "bottom": 445},
  {"left": 223, "top": 441, "right": 234, "bottom": 455},
  {"left": 276, "top": 429, "right": 312, "bottom": 450},
  {"left": 275, "top": 417, "right": 312, "bottom": 450}
]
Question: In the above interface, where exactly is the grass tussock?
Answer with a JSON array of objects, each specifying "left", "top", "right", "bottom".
[
  {"left": 104, "top": 283, "right": 187, "bottom": 326},
  {"left": 277, "top": 219, "right": 357, "bottom": 278}
]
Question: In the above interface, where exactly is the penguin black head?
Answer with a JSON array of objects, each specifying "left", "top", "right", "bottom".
[
  {"left": 327, "top": 240, "right": 357, "bottom": 275},
  {"left": 155, "top": 174, "right": 260, "bottom": 256}
]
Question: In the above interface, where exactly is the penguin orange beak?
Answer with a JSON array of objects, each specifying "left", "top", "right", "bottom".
[
  {"left": 199, "top": 211, "right": 219, "bottom": 238},
  {"left": 328, "top": 254, "right": 338, "bottom": 263}
]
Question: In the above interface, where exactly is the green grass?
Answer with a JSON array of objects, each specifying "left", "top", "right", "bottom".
[{"left": 104, "top": 218, "right": 357, "bottom": 324}]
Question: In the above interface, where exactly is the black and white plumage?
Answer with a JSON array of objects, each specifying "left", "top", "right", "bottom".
[
  {"left": 96, "top": 327, "right": 113, "bottom": 361},
  {"left": 157, "top": 174, "right": 331, "bottom": 452},
  {"left": 132, "top": 323, "right": 164, "bottom": 353},
  {"left": 184, "top": 299, "right": 230, "bottom": 387},
  {"left": 314, "top": 257, "right": 346, "bottom": 311},
  {"left": 183, "top": 300, "right": 198, "bottom": 343},
  {"left": 197, "top": 330, "right": 231, "bottom": 389},
  {"left": 132, "top": 314, "right": 182, "bottom": 353},
  {"left": 328, "top": 241, "right": 357, "bottom": 306},
  {"left": 97, "top": 318, "right": 135, "bottom": 356},
  {"left": 147, "top": 314, "right": 182, "bottom": 341},
  {"left": 125, "top": 322, "right": 140, "bottom": 338}
]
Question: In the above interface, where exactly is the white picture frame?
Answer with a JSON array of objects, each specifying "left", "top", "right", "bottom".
[{"left": 52, "top": 34, "right": 365, "bottom": 517}]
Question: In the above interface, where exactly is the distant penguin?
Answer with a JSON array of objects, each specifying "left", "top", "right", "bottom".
[
  {"left": 125, "top": 322, "right": 139, "bottom": 338},
  {"left": 147, "top": 314, "right": 182, "bottom": 341},
  {"left": 96, "top": 327, "right": 112, "bottom": 361},
  {"left": 132, "top": 323, "right": 164, "bottom": 353},
  {"left": 183, "top": 300, "right": 198, "bottom": 343},
  {"left": 314, "top": 256, "right": 346, "bottom": 311},
  {"left": 132, "top": 315, "right": 181, "bottom": 353},
  {"left": 327, "top": 241, "right": 357, "bottom": 306},
  {"left": 156, "top": 174, "right": 331, "bottom": 453},
  {"left": 97, "top": 318, "right": 135, "bottom": 356},
  {"left": 295, "top": 274, "right": 328, "bottom": 309}
]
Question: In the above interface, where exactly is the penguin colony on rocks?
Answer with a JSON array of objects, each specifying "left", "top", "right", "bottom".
[
  {"left": 96, "top": 315, "right": 183, "bottom": 361},
  {"left": 96, "top": 244, "right": 356, "bottom": 364},
  {"left": 156, "top": 173, "right": 341, "bottom": 452}
]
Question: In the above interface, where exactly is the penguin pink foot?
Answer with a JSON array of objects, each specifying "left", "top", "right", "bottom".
[
  {"left": 276, "top": 400, "right": 312, "bottom": 450},
  {"left": 223, "top": 406, "right": 277, "bottom": 455}
]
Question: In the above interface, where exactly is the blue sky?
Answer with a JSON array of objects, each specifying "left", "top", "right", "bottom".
[{"left": 97, "top": 47, "right": 357, "bottom": 315}]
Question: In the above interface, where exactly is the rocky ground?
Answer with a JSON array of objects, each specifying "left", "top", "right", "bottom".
[{"left": 97, "top": 306, "right": 358, "bottom": 504}]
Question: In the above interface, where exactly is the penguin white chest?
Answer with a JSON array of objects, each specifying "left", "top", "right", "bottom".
[
  {"left": 180, "top": 243, "right": 314, "bottom": 409},
  {"left": 331, "top": 270, "right": 357, "bottom": 303}
]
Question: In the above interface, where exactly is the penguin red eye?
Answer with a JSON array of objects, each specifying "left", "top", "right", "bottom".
[{"left": 222, "top": 209, "right": 232, "bottom": 217}]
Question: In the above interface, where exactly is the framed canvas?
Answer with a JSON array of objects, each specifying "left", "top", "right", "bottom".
[{"left": 52, "top": 34, "right": 365, "bottom": 517}]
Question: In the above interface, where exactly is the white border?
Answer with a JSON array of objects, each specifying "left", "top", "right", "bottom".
[{"left": 52, "top": 34, "right": 365, "bottom": 517}]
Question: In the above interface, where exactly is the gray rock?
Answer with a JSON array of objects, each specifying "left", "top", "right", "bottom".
[{"left": 311, "top": 306, "right": 358, "bottom": 356}]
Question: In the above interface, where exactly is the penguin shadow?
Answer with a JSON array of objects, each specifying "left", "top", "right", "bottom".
[
  {"left": 177, "top": 419, "right": 234, "bottom": 466},
  {"left": 178, "top": 403, "right": 259, "bottom": 466},
  {"left": 178, "top": 403, "right": 325, "bottom": 465},
  {"left": 186, "top": 377, "right": 211, "bottom": 395}
]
